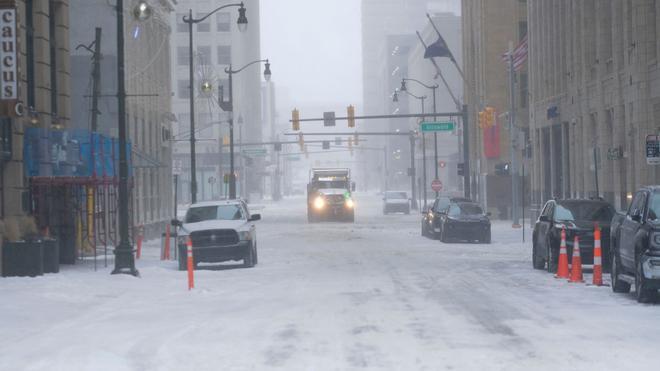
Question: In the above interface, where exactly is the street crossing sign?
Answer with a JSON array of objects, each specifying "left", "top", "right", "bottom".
[
  {"left": 421, "top": 121, "right": 454, "bottom": 132},
  {"left": 242, "top": 148, "right": 267, "bottom": 157}
]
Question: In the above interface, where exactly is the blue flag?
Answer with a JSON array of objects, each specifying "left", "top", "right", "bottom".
[{"left": 424, "top": 34, "right": 453, "bottom": 60}]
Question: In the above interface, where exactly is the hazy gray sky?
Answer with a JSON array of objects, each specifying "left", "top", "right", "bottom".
[{"left": 260, "top": 0, "right": 363, "bottom": 111}]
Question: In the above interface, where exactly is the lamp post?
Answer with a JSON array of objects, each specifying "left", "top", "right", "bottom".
[
  {"left": 394, "top": 88, "right": 427, "bottom": 209},
  {"left": 112, "top": 0, "right": 153, "bottom": 276},
  {"left": 220, "top": 59, "right": 271, "bottom": 199},
  {"left": 183, "top": 2, "right": 248, "bottom": 204},
  {"left": 401, "top": 78, "right": 440, "bottom": 199}
]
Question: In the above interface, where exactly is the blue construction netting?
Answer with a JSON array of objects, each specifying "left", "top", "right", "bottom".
[{"left": 24, "top": 128, "right": 132, "bottom": 178}]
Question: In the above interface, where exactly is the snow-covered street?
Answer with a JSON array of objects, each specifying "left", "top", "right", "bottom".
[{"left": 2, "top": 193, "right": 660, "bottom": 371}]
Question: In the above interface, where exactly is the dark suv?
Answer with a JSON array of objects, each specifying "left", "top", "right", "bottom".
[{"left": 532, "top": 199, "right": 615, "bottom": 273}]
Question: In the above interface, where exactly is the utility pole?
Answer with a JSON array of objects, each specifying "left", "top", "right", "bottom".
[
  {"left": 409, "top": 133, "right": 417, "bottom": 210},
  {"left": 509, "top": 41, "right": 520, "bottom": 227},
  {"left": 90, "top": 28, "right": 102, "bottom": 132}
]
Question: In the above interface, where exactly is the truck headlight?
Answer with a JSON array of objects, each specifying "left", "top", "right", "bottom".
[
  {"left": 238, "top": 231, "right": 252, "bottom": 241},
  {"left": 314, "top": 196, "right": 325, "bottom": 209},
  {"left": 345, "top": 199, "right": 354, "bottom": 208}
]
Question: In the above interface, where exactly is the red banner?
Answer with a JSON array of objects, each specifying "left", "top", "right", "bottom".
[{"left": 483, "top": 113, "right": 500, "bottom": 158}]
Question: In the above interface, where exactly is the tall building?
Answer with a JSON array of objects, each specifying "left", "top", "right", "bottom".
[
  {"left": 360, "top": 0, "right": 459, "bottom": 192},
  {"left": 70, "top": 0, "right": 175, "bottom": 237},
  {"left": 170, "top": 0, "right": 263, "bottom": 203},
  {"left": 461, "top": 0, "right": 528, "bottom": 217},
  {"left": 407, "top": 13, "right": 463, "bottom": 197},
  {"left": 1, "top": 0, "right": 71, "bottom": 218},
  {"left": 527, "top": 0, "right": 660, "bottom": 211}
]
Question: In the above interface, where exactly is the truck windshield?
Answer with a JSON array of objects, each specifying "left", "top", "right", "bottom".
[
  {"left": 185, "top": 205, "right": 244, "bottom": 223},
  {"left": 555, "top": 202, "right": 614, "bottom": 222},
  {"left": 649, "top": 193, "right": 660, "bottom": 221},
  {"left": 315, "top": 181, "right": 347, "bottom": 189}
]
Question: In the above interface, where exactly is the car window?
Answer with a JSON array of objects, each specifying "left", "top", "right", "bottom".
[
  {"left": 540, "top": 202, "right": 553, "bottom": 217},
  {"left": 434, "top": 198, "right": 450, "bottom": 213},
  {"left": 555, "top": 202, "right": 615, "bottom": 222},
  {"left": 448, "top": 204, "right": 460, "bottom": 217},
  {"left": 457, "top": 203, "right": 484, "bottom": 215},
  {"left": 185, "top": 204, "right": 245, "bottom": 223},
  {"left": 629, "top": 192, "right": 646, "bottom": 216},
  {"left": 649, "top": 192, "right": 660, "bottom": 221}
]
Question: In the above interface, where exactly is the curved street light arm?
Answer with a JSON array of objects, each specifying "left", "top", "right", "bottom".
[
  {"left": 183, "top": 2, "right": 244, "bottom": 24},
  {"left": 403, "top": 78, "right": 439, "bottom": 90},
  {"left": 226, "top": 59, "right": 269, "bottom": 74},
  {"left": 402, "top": 89, "right": 427, "bottom": 101}
]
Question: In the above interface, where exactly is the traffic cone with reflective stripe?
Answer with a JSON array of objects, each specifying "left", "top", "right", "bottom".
[
  {"left": 555, "top": 227, "right": 570, "bottom": 279},
  {"left": 187, "top": 237, "right": 195, "bottom": 290},
  {"left": 592, "top": 224, "right": 603, "bottom": 286},
  {"left": 569, "top": 235, "right": 584, "bottom": 283}
]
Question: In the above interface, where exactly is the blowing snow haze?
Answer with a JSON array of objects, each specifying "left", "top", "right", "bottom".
[{"left": 4, "top": 1, "right": 660, "bottom": 370}]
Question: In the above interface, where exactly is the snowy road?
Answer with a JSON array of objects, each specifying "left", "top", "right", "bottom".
[{"left": 2, "top": 193, "right": 660, "bottom": 370}]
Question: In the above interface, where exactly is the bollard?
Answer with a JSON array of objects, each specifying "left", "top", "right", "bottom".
[
  {"left": 136, "top": 225, "right": 144, "bottom": 259},
  {"left": 187, "top": 237, "right": 194, "bottom": 290},
  {"left": 592, "top": 223, "right": 603, "bottom": 286},
  {"left": 164, "top": 224, "right": 171, "bottom": 260}
]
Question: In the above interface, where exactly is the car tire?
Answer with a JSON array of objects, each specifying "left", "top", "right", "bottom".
[
  {"left": 440, "top": 226, "right": 449, "bottom": 243},
  {"left": 532, "top": 242, "right": 545, "bottom": 270},
  {"left": 546, "top": 242, "right": 558, "bottom": 274},
  {"left": 483, "top": 231, "right": 491, "bottom": 244},
  {"left": 610, "top": 249, "right": 631, "bottom": 293},
  {"left": 421, "top": 221, "right": 426, "bottom": 237},
  {"left": 635, "top": 256, "right": 657, "bottom": 303},
  {"left": 253, "top": 242, "right": 258, "bottom": 265}
]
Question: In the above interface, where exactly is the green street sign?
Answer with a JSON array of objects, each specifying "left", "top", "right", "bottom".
[
  {"left": 242, "top": 148, "right": 267, "bottom": 156},
  {"left": 286, "top": 156, "right": 301, "bottom": 161},
  {"left": 420, "top": 121, "right": 455, "bottom": 132}
]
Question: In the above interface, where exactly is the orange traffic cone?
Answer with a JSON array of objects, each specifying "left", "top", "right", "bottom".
[
  {"left": 592, "top": 224, "right": 603, "bottom": 286},
  {"left": 569, "top": 235, "right": 584, "bottom": 283},
  {"left": 555, "top": 227, "right": 570, "bottom": 279},
  {"left": 187, "top": 237, "right": 195, "bottom": 290}
]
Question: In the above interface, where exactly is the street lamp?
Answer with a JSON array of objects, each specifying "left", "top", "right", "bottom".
[
  {"left": 183, "top": 2, "right": 247, "bottom": 204},
  {"left": 394, "top": 88, "right": 427, "bottom": 210},
  {"left": 220, "top": 59, "right": 271, "bottom": 199},
  {"left": 401, "top": 78, "right": 441, "bottom": 199},
  {"left": 112, "top": 0, "right": 157, "bottom": 276}
]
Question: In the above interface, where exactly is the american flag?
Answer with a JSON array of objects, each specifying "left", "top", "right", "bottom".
[{"left": 501, "top": 35, "right": 528, "bottom": 71}]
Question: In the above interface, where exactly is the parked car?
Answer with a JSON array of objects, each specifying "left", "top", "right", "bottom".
[
  {"left": 421, "top": 196, "right": 473, "bottom": 238},
  {"left": 383, "top": 191, "right": 410, "bottom": 214},
  {"left": 610, "top": 186, "right": 660, "bottom": 302},
  {"left": 423, "top": 199, "right": 490, "bottom": 243},
  {"left": 532, "top": 198, "right": 615, "bottom": 274},
  {"left": 172, "top": 199, "right": 261, "bottom": 270}
]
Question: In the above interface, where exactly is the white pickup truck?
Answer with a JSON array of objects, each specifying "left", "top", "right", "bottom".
[{"left": 172, "top": 199, "right": 261, "bottom": 270}]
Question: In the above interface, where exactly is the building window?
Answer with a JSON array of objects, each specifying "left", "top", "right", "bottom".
[
  {"left": 217, "top": 12, "right": 230, "bottom": 32},
  {"left": 518, "top": 21, "right": 527, "bottom": 40},
  {"left": 196, "top": 13, "right": 210, "bottom": 32},
  {"left": 176, "top": 13, "right": 187, "bottom": 33},
  {"left": 177, "top": 80, "right": 190, "bottom": 99},
  {"left": 217, "top": 45, "right": 231, "bottom": 65},
  {"left": 176, "top": 47, "right": 189, "bottom": 66},
  {"left": 198, "top": 46, "right": 212, "bottom": 65}
]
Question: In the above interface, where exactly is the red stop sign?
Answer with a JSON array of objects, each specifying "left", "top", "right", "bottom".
[{"left": 431, "top": 179, "right": 443, "bottom": 192}]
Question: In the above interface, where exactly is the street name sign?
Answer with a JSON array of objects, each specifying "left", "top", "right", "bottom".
[
  {"left": 242, "top": 148, "right": 267, "bottom": 157},
  {"left": 421, "top": 121, "right": 454, "bottom": 132}
]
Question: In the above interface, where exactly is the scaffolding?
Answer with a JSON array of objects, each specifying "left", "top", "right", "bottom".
[{"left": 24, "top": 128, "right": 133, "bottom": 269}]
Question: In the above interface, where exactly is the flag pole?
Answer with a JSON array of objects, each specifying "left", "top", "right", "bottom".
[
  {"left": 508, "top": 40, "right": 521, "bottom": 228},
  {"left": 415, "top": 31, "right": 460, "bottom": 111},
  {"left": 426, "top": 13, "right": 466, "bottom": 81}
]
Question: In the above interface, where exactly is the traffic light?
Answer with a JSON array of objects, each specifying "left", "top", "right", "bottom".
[
  {"left": 478, "top": 111, "right": 486, "bottom": 129},
  {"left": 322, "top": 140, "right": 330, "bottom": 150},
  {"left": 457, "top": 162, "right": 465, "bottom": 176},
  {"left": 354, "top": 132, "right": 359, "bottom": 146},
  {"left": 347, "top": 105, "right": 355, "bottom": 128},
  {"left": 495, "top": 162, "right": 510, "bottom": 176},
  {"left": 222, "top": 135, "right": 229, "bottom": 146},
  {"left": 485, "top": 106, "right": 495, "bottom": 128},
  {"left": 298, "top": 132, "right": 304, "bottom": 151},
  {"left": 292, "top": 108, "right": 300, "bottom": 131}
]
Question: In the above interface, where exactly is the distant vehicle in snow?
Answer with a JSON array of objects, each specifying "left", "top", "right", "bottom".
[
  {"left": 171, "top": 199, "right": 261, "bottom": 270},
  {"left": 307, "top": 168, "right": 355, "bottom": 223},
  {"left": 532, "top": 198, "right": 615, "bottom": 274},
  {"left": 382, "top": 191, "right": 410, "bottom": 214},
  {"left": 610, "top": 186, "right": 660, "bottom": 303},
  {"left": 421, "top": 196, "right": 474, "bottom": 239}
]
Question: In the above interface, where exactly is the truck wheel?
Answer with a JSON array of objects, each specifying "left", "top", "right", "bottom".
[
  {"left": 611, "top": 250, "right": 631, "bottom": 293},
  {"left": 243, "top": 244, "right": 255, "bottom": 268},
  {"left": 532, "top": 242, "right": 545, "bottom": 270},
  {"left": 635, "top": 257, "right": 657, "bottom": 303}
]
